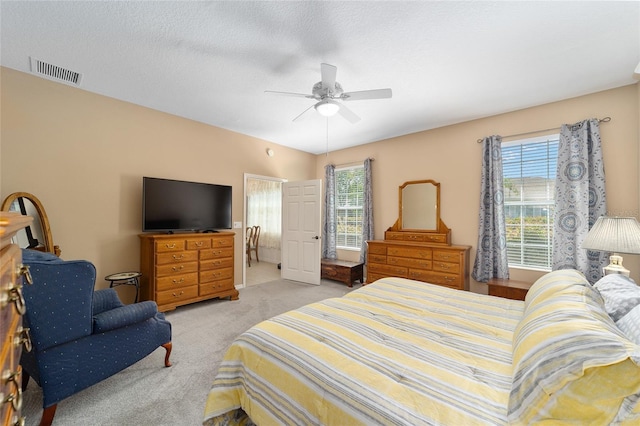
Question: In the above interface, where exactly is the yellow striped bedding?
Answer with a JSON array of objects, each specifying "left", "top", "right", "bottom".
[
  {"left": 203, "top": 277, "right": 523, "bottom": 425},
  {"left": 203, "top": 272, "right": 640, "bottom": 425}
]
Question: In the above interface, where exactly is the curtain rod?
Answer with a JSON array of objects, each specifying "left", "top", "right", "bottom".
[
  {"left": 331, "top": 158, "right": 375, "bottom": 168},
  {"left": 475, "top": 116, "right": 611, "bottom": 143}
]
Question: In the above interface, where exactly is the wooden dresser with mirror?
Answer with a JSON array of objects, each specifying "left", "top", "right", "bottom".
[{"left": 366, "top": 180, "right": 471, "bottom": 291}]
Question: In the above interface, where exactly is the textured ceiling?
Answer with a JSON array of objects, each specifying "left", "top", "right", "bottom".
[{"left": 2, "top": 1, "right": 639, "bottom": 154}]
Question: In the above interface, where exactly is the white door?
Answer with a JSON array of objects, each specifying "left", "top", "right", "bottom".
[{"left": 281, "top": 179, "right": 322, "bottom": 285}]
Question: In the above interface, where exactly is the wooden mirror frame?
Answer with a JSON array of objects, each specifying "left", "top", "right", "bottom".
[
  {"left": 1, "top": 192, "right": 60, "bottom": 256},
  {"left": 398, "top": 180, "right": 441, "bottom": 232}
]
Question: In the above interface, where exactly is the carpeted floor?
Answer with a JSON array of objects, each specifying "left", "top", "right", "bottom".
[{"left": 21, "top": 278, "right": 359, "bottom": 426}]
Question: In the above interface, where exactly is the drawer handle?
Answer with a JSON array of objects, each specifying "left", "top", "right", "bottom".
[
  {"left": 13, "top": 327, "right": 32, "bottom": 352},
  {"left": 444, "top": 276, "right": 456, "bottom": 282},
  {"left": 2, "top": 370, "right": 22, "bottom": 412},
  {"left": 195, "top": 241, "right": 204, "bottom": 247},
  {"left": 1, "top": 284, "right": 26, "bottom": 315},
  {"left": 18, "top": 264, "right": 33, "bottom": 285},
  {"left": 171, "top": 291, "right": 184, "bottom": 298},
  {"left": 165, "top": 243, "right": 176, "bottom": 249},
  {"left": 172, "top": 278, "right": 184, "bottom": 284},
  {"left": 439, "top": 263, "right": 451, "bottom": 270},
  {"left": 172, "top": 265, "right": 184, "bottom": 272},
  {"left": 172, "top": 254, "right": 185, "bottom": 260},
  {"left": 214, "top": 261, "right": 222, "bottom": 265}
]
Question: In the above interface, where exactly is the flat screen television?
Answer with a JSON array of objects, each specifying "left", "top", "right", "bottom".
[{"left": 142, "top": 177, "right": 232, "bottom": 232}]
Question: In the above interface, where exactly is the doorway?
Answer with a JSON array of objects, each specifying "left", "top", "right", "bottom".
[{"left": 243, "top": 174, "right": 286, "bottom": 286}]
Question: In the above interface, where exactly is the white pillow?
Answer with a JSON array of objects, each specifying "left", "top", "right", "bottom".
[
  {"left": 617, "top": 304, "right": 640, "bottom": 345},
  {"left": 594, "top": 274, "right": 640, "bottom": 322}
]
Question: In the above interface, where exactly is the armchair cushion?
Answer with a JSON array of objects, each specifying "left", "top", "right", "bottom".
[
  {"left": 92, "top": 288, "right": 125, "bottom": 314},
  {"left": 93, "top": 300, "right": 159, "bottom": 333}
]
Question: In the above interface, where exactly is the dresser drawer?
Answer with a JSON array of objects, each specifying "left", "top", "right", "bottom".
[
  {"left": 186, "top": 238, "right": 211, "bottom": 250},
  {"left": 200, "top": 247, "right": 233, "bottom": 260},
  {"left": 157, "top": 272, "right": 198, "bottom": 291},
  {"left": 387, "top": 246, "right": 432, "bottom": 259},
  {"left": 366, "top": 272, "right": 387, "bottom": 283},
  {"left": 156, "top": 261, "right": 198, "bottom": 277},
  {"left": 211, "top": 237, "right": 233, "bottom": 248},
  {"left": 200, "top": 267, "right": 233, "bottom": 284},
  {"left": 367, "top": 244, "right": 387, "bottom": 255},
  {"left": 200, "top": 278, "right": 234, "bottom": 296},
  {"left": 200, "top": 257, "right": 234, "bottom": 271},
  {"left": 432, "top": 261, "right": 460, "bottom": 274},
  {"left": 368, "top": 253, "right": 387, "bottom": 263},
  {"left": 155, "top": 239, "right": 186, "bottom": 253},
  {"left": 433, "top": 250, "right": 460, "bottom": 263},
  {"left": 157, "top": 285, "right": 199, "bottom": 306},
  {"left": 367, "top": 262, "right": 407, "bottom": 277},
  {"left": 156, "top": 251, "right": 198, "bottom": 265},
  {"left": 416, "top": 271, "right": 463, "bottom": 289},
  {"left": 387, "top": 256, "right": 432, "bottom": 270},
  {"left": 385, "top": 231, "right": 448, "bottom": 244}
]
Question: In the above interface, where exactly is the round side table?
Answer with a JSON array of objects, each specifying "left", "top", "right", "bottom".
[{"left": 105, "top": 271, "right": 142, "bottom": 303}]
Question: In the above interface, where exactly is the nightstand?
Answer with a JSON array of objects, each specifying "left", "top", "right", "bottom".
[{"left": 486, "top": 278, "right": 532, "bottom": 301}]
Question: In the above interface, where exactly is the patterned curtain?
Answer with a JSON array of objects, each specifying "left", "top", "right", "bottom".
[
  {"left": 359, "top": 158, "right": 374, "bottom": 263},
  {"left": 472, "top": 135, "right": 509, "bottom": 282},
  {"left": 552, "top": 118, "right": 607, "bottom": 283},
  {"left": 322, "top": 164, "right": 337, "bottom": 260}
]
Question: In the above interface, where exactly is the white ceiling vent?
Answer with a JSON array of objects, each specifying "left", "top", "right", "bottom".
[{"left": 29, "top": 57, "right": 82, "bottom": 86}]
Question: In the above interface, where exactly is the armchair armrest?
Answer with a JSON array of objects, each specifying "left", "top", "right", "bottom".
[
  {"left": 92, "top": 288, "right": 125, "bottom": 314},
  {"left": 93, "top": 301, "right": 160, "bottom": 334}
]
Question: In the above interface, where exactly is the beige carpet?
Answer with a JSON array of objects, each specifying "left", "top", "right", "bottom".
[
  {"left": 245, "top": 260, "right": 281, "bottom": 286},
  {"left": 21, "top": 278, "right": 359, "bottom": 426}
]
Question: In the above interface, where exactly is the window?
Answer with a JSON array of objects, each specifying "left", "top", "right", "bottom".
[
  {"left": 502, "top": 135, "right": 559, "bottom": 270},
  {"left": 335, "top": 166, "right": 364, "bottom": 250}
]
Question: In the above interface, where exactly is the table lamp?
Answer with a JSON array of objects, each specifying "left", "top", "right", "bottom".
[{"left": 582, "top": 216, "right": 640, "bottom": 277}]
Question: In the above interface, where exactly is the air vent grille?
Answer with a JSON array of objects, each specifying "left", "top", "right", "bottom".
[{"left": 30, "top": 57, "right": 82, "bottom": 86}]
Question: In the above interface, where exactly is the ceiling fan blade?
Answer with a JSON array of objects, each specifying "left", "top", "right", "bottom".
[
  {"left": 341, "top": 88, "right": 392, "bottom": 101},
  {"left": 265, "top": 90, "right": 315, "bottom": 99},
  {"left": 320, "top": 63, "right": 337, "bottom": 91},
  {"left": 292, "top": 104, "right": 316, "bottom": 122},
  {"left": 337, "top": 103, "right": 361, "bottom": 124}
]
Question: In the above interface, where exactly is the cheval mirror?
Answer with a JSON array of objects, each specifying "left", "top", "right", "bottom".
[{"left": 1, "top": 192, "right": 61, "bottom": 256}]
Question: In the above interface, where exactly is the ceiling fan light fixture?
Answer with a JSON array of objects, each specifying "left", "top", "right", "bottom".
[{"left": 315, "top": 100, "right": 340, "bottom": 117}]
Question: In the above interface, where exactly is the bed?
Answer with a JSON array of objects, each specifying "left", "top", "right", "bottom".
[{"left": 203, "top": 270, "right": 640, "bottom": 425}]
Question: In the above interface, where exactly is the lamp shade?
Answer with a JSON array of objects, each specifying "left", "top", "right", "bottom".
[
  {"left": 315, "top": 100, "right": 340, "bottom": 117},
  {"left": 582, "top": 216, "right": 640, "bottom": 254}
]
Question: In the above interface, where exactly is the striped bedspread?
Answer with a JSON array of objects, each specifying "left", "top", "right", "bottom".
[{"left": 203, "top": 277, "right": 524, "bottom": 425}]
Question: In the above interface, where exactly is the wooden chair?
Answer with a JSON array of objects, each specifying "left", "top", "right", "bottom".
[
  {"left": 246, "top": 226, "right": 253, "bottom": 267},
  {"left": 248, "top": 225, "right": 260, "bottom": 264}
]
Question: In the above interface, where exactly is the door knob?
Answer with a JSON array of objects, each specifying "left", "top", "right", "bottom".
[{"left": 313, "top": 236, "right": 319, "bottom": 240}]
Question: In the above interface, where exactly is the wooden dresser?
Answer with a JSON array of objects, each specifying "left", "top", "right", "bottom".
[
  {"left": 139, "top": 232, "right": 238, "bottom": 312},
  {"left": 1, "top": 212, "right": 33, "bottom": 426},
  {"left": 366, "top": 179, "right": 471, "bottom": 291},
  {"left": 367, "top": 240, "right": 470, "bottom": 290}
]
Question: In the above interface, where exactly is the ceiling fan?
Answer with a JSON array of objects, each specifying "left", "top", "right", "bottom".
[{"left": 265, "top": 63, "right": 392, "bottom": 124}]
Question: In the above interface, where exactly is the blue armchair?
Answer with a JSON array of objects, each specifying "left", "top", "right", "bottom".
[{"left": 20, "top": 250, "right": 172, "bottom": 426}]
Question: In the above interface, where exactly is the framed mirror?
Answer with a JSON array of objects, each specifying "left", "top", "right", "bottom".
[
  {"left": 1, "top": 192, "right": 60, "bottom": 256},
  {"left": 399, "top": 180, "right": 440, "bottom": 231}
]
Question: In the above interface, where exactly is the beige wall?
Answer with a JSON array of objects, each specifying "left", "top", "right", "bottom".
[
  {"left": 1, "top": 67, "right": 316, "bottom": 293},
  {"left": 3, "top": 66, "right": 639, "bottom": 296},
  {"left": 316, "top": 83, "right": 640, "bottom": 292}
]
